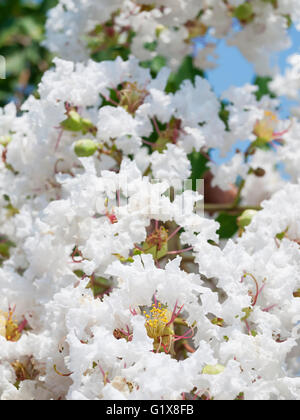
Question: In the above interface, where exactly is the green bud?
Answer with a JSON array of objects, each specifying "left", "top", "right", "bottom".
[
  {"left": 0, "top": 135, "right": 11, "bottom": 146},
  {"left": 233, "top": 4, "right": 254, "bottom": 22},
  {"left": 81, "top": 118, "right": 97, "bottom": 136},
  {"left": 202, "top": 364, "right": 225, "bottom": 375},
  {"left": 237, "top": 209, "right": 257, "bottom": 228},
  {"left": 155, "top": 25, "right": 165, "bottom": 38},
  {"left": 61, "top": 110, "right": 83, "bottom": 132},
  {"left": 74, "top": 270, "right": 85, "bottom": 278},
  {"left": 74, "top": 139, "right": 98, "bottom": 157},
  {"left": 253, "top": 167, "right": 266, "bottom": 177}
]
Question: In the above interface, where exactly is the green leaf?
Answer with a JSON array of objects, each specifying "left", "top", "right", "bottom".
[
  {"left": 0, "top": 0, "right": 56, "bottom": 106},
  {"left": 166, "top": 56, "right": 205, "bottom": 93},
  {"left": 142, "top": 242, "right": 168, "bottom": 260},
  {"left": 253, "top": 76, "right": 276, "bottom": 101},
  {"left": 188, "top": 151, "right": 209, "bottom": 191},
  {"left": 19, "top": 17, "right": 43, "bottom": 40},
  {"left": 219, "top": 101, "right": 230, "bottom": 132},
  {"left": 276, "top": 228, "right": 288, "bottom": 241},
  {"left": 86, "top": 276, "right": 112, "bottom": 298},
  {"left": 0, "top": 235, "right": 15, "bottom": 259},
  {"left": 216, "top": 213, "right": 239, "bottom": 239},
  {"left": 143, "top": 41, "right": 158, "bottom": 52},
  {"left": 140, "top": 55, "right": 167, "bottom": 77},
  {"left": 5, "top": 52, "right": 26, "bottom": 75}
]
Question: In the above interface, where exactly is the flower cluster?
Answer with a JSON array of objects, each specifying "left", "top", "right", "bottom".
[
  {"left": 0, "top": 53, "right": 299, "bottom": 400},
  {"left": 45, "top": 0, "right": 300, "bottom": 74},
  {"left": 1, "top": 0, "right": 300, "bottom": 402}
]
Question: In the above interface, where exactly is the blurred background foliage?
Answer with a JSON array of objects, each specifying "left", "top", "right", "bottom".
[
  {"left": 0, "top": 0, "right": 206, "bottom": 108},
  {"left": 0, "top": 0, "right": 57, "bottom": 107},
  {"left": 0, "top": 1, "right": 272, "bottom": 109}
]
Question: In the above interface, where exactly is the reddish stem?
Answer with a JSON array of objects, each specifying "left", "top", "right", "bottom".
[
  {"left": 102, "top": 94, "right": 119, "bottom": 107},
  {"left": 142, "top": 139, "right": 155, "bottom": 147},
  {"left": 174, "top": 327, "right": 194, "bottom": 342},
  {"left": 55, "top": 128, "right": 64, "bottom": 151},
  {"left": 167, "top": 225, "right": 182, "bottom": 242},
  {"left": 262, "top": 304, "right": 277, "bottom": 312},
  {"left": 244, "top": 319, "right": 252, "bottom": 335},
  {"left": 152, "top": 117, "right": 162, "bottom": 136},
  {"left": 167, "top": 301, "right": 184, "bottom": 326},
  {"left": 167, "top": 246, "right": 193, "bottom": 255},
  {"left": 17, "top": 318, "right": 28, "bottom": 333},
  {"left": 183, "top": 342, "right": 195, "bottom": 353}
]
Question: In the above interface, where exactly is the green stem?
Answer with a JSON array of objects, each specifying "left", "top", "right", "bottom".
[
  {"left": 231, "top": 179, "right": 246, "bottom": 208},
  {"left": 204, "top": 203, "right": 261, "bottom": 214},
  {"left": 174, "top": 317, "right": 188, "bottom": 326}
]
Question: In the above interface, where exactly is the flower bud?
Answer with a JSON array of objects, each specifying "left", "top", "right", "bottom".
[
  {"left": 81, "top": 118, "right": 97, "bottom": 135},
  {"left": 233, "top": 4, "right": 254, "bottom": 22},
  {"left": 237, "top": 209, "right": 257, "bottom": 228},
  {"left": 293, "top": 289, "right": 300, "bottom": 298},
  {"left": 202, "top": 364, "right": 225, "bottom": 375},
  {"left": 0, "top": 135, "right": 11, "bottom": 146},
  {"left": 74, "top": 139, "right": 98, "bottom": 157},
  {"left": 253, "top": 167, "right": 266, "bottom": 177},
  {"left": 61, "top": 110, "right": 83, "bottom": 132}
]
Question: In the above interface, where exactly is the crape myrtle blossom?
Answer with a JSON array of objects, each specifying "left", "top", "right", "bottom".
[
  {"left": 270, "top": 53, "right": 300, "bottom": 180},
  {"left": 1, "top": 177, "right": 300, "bottom": 400},
  {"left": 0, "top": 56, "right": 238, "bottom": 205},
  {"left": 1, "top": 47, "right": 300, "bottom": 400},
  {"left": 271, "top": 53, "right": 300, "bottom": 116},
  {"left": 44, "top": 0, "right": 300, "bottom": 75},
  {"left": 2, "top": 56, "right": 291, "bottom": 204}
]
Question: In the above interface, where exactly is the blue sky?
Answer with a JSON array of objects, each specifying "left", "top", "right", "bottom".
[
  {"left": 202, "top": 25, "right": 300, "bottom": 164},
  {"left": 205, "top": 25, "right": 300, "bottom": 118}
]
